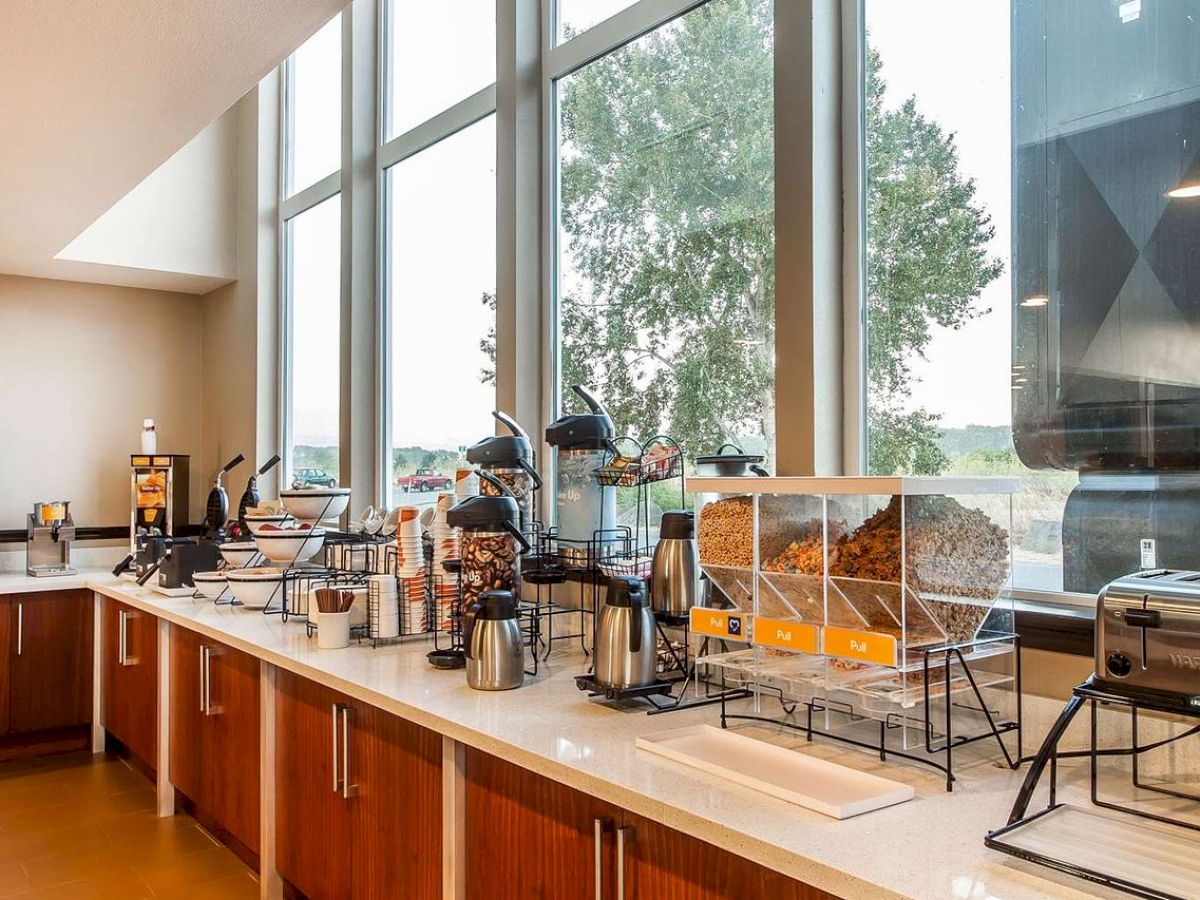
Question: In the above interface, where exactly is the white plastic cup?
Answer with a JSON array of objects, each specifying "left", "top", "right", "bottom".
[{"left": 316, "top": 611, "right": 351, "bottom": 649}]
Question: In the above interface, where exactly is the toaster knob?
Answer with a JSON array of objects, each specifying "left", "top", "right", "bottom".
[{"left": 1106, "top": 651, "right": 1133, "bottom": 679}]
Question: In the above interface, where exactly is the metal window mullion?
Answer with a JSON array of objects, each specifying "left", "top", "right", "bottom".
[
  {"left": 282, "top": 170, "right": 342, "bottom": 221},
  {"left": 543, "top": 0, "right": 710, "bottom": 81},
  {"left": 375, "top": 0, "right": 391, "bottom": 506},
  {"left": 377, "top": 83, "right": 497, "bottom": 171},
  {"left": 277, "top": 62, "right": 293, "bottom": 485},
  {"left": 841, "top": 0, "right": 867, "bottom": 476}
]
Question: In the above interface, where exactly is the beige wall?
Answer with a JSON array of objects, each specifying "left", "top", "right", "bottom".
[{"left": 0, "top": 275, "right": 204, "bottom": 529}]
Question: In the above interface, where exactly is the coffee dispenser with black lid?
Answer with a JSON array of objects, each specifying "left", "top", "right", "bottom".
[
  {"left": 465, "top": 411, "right": 542, "bottom": 536},
  {"left": 545, "top": 385, "right": 617, "bottom": 566},
  {"left": 447, "top": 471, "right": 532, "bottom": 610}
]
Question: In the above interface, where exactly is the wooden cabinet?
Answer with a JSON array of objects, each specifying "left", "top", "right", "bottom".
[
  {"left": 168, "top": 625, "right": 260, "bottom": 856},
  {"left": 464, "top": 750, "right": 832, "bottom": 900},
  {"left": 275, "top": 669, "right": 441, "bottom": 900},
  {"left": 3, "top": 590, "right": 92, "bottom": 734},
  {"left": 464, "top": 747, "right": 621, "bottom": 900},
  {"left": 101, "top": 597, "right": 157, "bottom": 766}
]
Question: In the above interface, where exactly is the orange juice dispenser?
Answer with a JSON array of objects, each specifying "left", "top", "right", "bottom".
[{"left": 130, "top": 454, "right": 190, "bottom": 554}]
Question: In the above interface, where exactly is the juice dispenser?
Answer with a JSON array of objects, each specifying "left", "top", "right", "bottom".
[{"left": 545, "top": 385, "right": 616, "bottom": 567}]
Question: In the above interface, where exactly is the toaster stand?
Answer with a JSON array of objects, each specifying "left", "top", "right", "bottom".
[{"left": 987, "top": 675, "right": 1200, "bottom": 899}]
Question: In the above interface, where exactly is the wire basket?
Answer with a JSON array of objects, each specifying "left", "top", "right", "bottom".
[{"left": 594, "top": 436, "right": 683, "bottom": 487}]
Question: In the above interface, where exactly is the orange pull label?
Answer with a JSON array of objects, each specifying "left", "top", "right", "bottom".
[
  {"left": 689, "top": 608, "right": 750, "bottom": 642},
  {"left": 822, "top": 626, "right": 898, "bottom": 667},
  {"left": 754, "top": 618, "right": 819, "bottom": 654}
]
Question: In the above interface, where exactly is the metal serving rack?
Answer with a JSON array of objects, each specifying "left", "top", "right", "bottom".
[
  {"left": 702, "top": 632, "right": 1023, "bottom": 791},
  {"left": 987, "top": 675, "right": 1200, "bottom": 899}
]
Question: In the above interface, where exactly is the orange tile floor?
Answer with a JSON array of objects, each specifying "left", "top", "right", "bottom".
[{"left": 0, "top": 751, "right": 256, "bottom": 899}]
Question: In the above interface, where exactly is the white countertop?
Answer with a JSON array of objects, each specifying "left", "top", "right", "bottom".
[{"left": 5, "top": 570, "right": 1115, "bottom": 899}]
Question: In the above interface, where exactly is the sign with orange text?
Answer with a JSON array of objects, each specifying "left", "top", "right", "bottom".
[
  {"left": 753, "top": 617, "right": 819, "bottom": 654},
  {"left": 689, "top": 607, "right": 750, "bottom": 643},
  {"left": 822, "top": 626, "right": 898, "bottom": 667}
]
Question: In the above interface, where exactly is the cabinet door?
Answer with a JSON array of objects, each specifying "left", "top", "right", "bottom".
[
  {"left": 350, "top": 703, "right": 441, "bottom": 900},
  {"left": 464, "top": 748, "right": 620, "bottom": 900},
  {"left": 205, "top": 642, "right": 260, "bottom": 855},
  {"left": 102, "top": 598, "right": 157, "bottom": 766},
  {"left": 275, "top": 668, "right": 352, "bottom": 900},
  {"left": 619, "top": 812, "right": 834, "bottom": 900},
  {"left": 168, "top": 625, "right": 206, "bottom": 805},
  {"left": 8, "top": 590, "right": 92, "bottom": 733}
]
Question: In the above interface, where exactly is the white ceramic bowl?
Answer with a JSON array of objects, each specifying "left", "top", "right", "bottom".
[
  {"left": 191, "top": 571, "right": 230, "bottom": 601},
  {"left": 280, "top": 488, "right": 351, "bottom": 524},
  {"left": 243, "top": 512, "right": 296, "bottom": 534},
  {"left": 219, "top": 541, "right": 261, "bottom": 568},
  {"left": 253, "top": 527, "right": 326, "bottom": 564},
  {"left": 224, "top": 567, "right": 287, "bottom": 609}
]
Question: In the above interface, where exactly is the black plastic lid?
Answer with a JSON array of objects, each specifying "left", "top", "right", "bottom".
[
  {"left": 546, "top": 385, "right": 615, "bottom": 450},
  {"left": 605, "top": 574, "right": 648, "bottom": 608},
  {"left": 658, "top": 510, "right": 695, "bottom": 540},
  {"left": 475, "top": 590, "right": 519, "bottom": 619},
  {"left": 466, "top": 434, "right": 533, "bottom": 466},
  {"left": 545, "top": 413, "right": 614, "bottom": 450},
  {"left": 446, "top": 494, "right": 520, "bottom": 530}
]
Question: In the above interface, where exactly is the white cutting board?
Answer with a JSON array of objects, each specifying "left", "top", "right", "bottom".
[{"left": 636, "top": 724, "right": 914, "bottom": 820}]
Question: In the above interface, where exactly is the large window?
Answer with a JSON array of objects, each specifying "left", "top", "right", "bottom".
[
  {"left": 385, "top": 1, "right": 494, "bottom": 140},
  {"left": 386, "top": 117, "right": 497, "bottom": 507},
  {"left": 285, "top": 14, "right": 342, "bottom": 196},
  {"left": 282, "top": 19, "right": 343, "bottom": 487},
  {"left": 554, "top": 0, "right": 776, "bottom": 468},
  {"left": 862, "top": 0, "right": 1200, "bottom": 596},
  {"left": 285, "top": 194, "right": 341, "bottom": 482}
]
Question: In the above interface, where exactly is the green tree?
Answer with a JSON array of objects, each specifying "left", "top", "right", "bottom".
[
  {"left": 864, "top": 46, "right": 1002, "bottom": 473},
  {"left": 486, "top": 2, "right": 999, "bottom": 471}
]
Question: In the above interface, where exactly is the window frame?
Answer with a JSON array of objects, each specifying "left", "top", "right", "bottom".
[
  {"left": 278, "top": 19, "right": 345, "bottom": 490},
  {"left": 377, "top": 0, "right": 499, "bottom": 505}
]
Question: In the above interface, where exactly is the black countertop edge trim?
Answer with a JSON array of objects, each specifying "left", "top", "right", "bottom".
[{"left": 1014, "top": 598, "right": 1094, "bottom": 657}]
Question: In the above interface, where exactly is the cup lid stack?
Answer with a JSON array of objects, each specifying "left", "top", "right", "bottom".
[{"left": 368, "top": 575, "right": 400, "bottom": 639}]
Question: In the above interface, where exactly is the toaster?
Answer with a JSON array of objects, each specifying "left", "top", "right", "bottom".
[{"left": 1096, "top": 569, "right": 1200, "bottom": 702}]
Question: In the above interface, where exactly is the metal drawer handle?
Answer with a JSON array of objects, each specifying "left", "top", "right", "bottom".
[
  {"left": 331, "top": 703, "right": 341, "bottom": 793},
  {"left": 341, "top": 705, "right": 357, "bottom": 799},
  {"left": 617, "top": 825, "right": 634, "bottom": 900},
  {"left": 16, "top": 603, "right": 22, "bottom": 657},
  {"left": 593, "top": 817, "right": 612, "bottom": 900},
  {"left": 118, "top": 609, "right": 127, "bottom": 666}
]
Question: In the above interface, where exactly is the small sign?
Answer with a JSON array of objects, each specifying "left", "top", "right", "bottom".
[
  {"left": 823, "top": 626, "right": 898, "bottom": 668},
  {"left": 690, "top": 608, "right": 750, "bottom": 642},
  {"left": 1140, "top": 538, "right": 1157, "bottom": 570},
  {"left": 754, "top": 617, "right": 819, "bottom": 654}
]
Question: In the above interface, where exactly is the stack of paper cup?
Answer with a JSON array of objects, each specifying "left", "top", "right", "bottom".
[
  {"left": 431, "top": 493, "right": 461, "bottom": 631},
  {"left": 454, "top": 467, "right": 479, "bottom": 498},
  {"left": 368, "top": 575, "right": 400, "bottom": 639}
]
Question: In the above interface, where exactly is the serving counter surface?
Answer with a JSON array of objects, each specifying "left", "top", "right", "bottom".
[{"left": 12, "top": 570, "right": 1111, "bottom": 899}]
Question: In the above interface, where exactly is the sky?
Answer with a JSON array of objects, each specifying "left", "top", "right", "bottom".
[
  {"left": 866, "top": 0, "right": 1013, "bottom": 429},
  {"left": 290, "top": 0, "right": 1018, "bottom": 457}
]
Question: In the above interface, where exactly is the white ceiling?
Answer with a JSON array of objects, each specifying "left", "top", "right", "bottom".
[{"left": 0, "top": 0, "right": 347, "bottom": 293}]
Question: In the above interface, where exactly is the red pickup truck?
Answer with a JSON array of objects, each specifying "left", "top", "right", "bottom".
[{"left": 393, "top": 467, "right": 453, "bottom": 492}]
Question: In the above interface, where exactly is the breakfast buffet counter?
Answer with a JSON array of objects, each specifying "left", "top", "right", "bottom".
[{"left": 5, "top": 569, "right": 1107, "bottom": 899}]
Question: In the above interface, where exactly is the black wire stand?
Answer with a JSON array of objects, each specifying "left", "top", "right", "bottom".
[
  {"left": 708, "top": 632, "right": 1023, "bottom": 791},
  {"left": 987, "top": 675, "right": 1200, "bottom": 899}
]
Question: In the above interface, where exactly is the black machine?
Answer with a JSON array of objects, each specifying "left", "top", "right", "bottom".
[
  {"left": 1012, "top": 0, "right": 1200, "bottom": 591},
  {"left": 238, "top": 454, "right": 281, "bottom": 532},
  {"left": 205, "top": 454, "right": 245, "bottom": 541}
]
